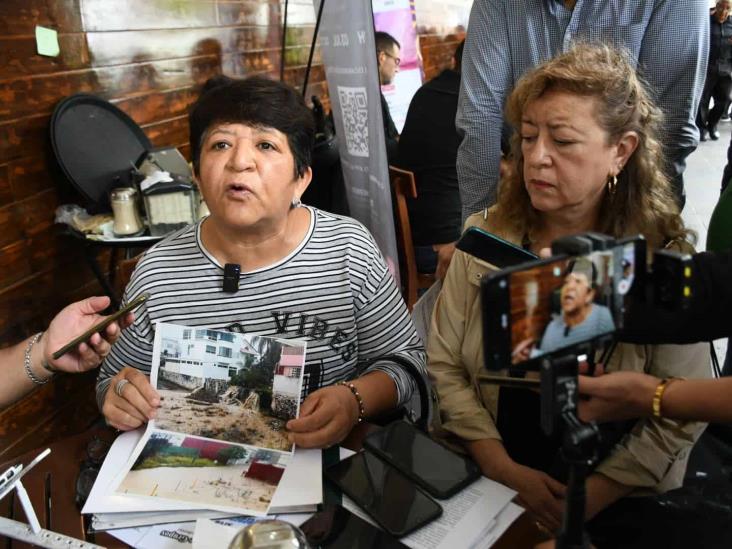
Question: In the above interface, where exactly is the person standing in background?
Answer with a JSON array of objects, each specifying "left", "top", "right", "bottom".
[
  {"left": 375, "top": 31, "right": 401, "bottom": 163},
  {"left": 397, "top": 41, "right": 464, "bottom": 280},
  {"left": 456, "top": 0, "right": 709, "bottom": 219},
  {"left": 697, "top": 0, "right": 732, "bottom": 142}
]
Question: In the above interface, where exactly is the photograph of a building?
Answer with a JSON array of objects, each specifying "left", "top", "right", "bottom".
[
  {"left": 152, "top": 323, "right": 306, "bottom": 452},
  {"left": 117, "top": 430, "right": 289, "bottom": 514}
]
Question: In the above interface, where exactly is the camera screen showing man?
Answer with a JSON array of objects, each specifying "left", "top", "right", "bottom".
[{"left": 537, "top": 257, "right": 615, "bottom": 354}]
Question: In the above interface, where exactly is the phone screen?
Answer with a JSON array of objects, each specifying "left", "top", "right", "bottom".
[
  {"left": 483, "top": 242, "right": 640, "bottom": 370},
  {"left": 299, "top": 504, "right": 408, "bottom": 548},
  {"left": 326, "top": 452, "right": 442, "bottom": 537},
  {"left": 364, "top": 421, "right": 480, "bottom": 499},
  {"left": 456, "top": 227, "right": 538, "bottom": 269}
]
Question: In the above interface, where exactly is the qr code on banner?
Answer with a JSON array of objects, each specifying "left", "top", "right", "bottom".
[{"left": 337, "top": 86, "right": 369, "bottom": 157}]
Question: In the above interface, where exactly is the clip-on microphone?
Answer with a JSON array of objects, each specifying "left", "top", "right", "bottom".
[{"left": 223, "top": 263, "right": 240, "bottom": 293}]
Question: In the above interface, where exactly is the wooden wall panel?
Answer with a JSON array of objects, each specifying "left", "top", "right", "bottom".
[
  {"left": 0, "top": 204, "right": 26, "bottom": 249},
  {"left": 9, "top": 157, "right": 54, "bottom": 201},
  {"left": 0, "top": 35, "right": 90, "bottom": 79},
  {"left": 0, "top": 0, "right": 83, "bottom": 35},
  {"left": 419, "top": 32, "right": 466, "bottom": 81},
  {"left": 0, "top": 165, "right": 13, "bottom": 207},
  {"left": 0, "top": 114, "right": 49, "bottom": 164}
]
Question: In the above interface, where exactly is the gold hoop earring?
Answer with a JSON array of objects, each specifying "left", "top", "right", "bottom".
[{"left": 607, "top": 174, "right": 618, "bottom": 196}]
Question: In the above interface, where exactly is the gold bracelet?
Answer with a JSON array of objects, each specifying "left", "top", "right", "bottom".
[
  {"left": 652, "top": 377, "right": 680, "bottom": 419},
  {"left": 337, "top": 380, "right": 365, "bottom": 424}
]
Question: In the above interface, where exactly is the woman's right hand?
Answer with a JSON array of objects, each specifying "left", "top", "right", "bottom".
[
  {"left": 511, "top": 337, "right": 536, "bottom": 364},
  {"left": 508, "top": 463, "right": 566, "bottom": 533},
  {"left": 103, "top": 367, "right": 160, "bottom": 430}
]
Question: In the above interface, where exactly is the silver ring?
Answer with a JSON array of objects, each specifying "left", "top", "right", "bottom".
[{"left": 115, "top": 378, "right": 130, "bottom": 398}]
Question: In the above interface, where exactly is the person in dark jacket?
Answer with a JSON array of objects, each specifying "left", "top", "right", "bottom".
[
  {"left": 698, "top": 0, "right": 732, "bottom": 141},
  {"left": 397, "top": 41, "right": 464, "bottom": 278}
]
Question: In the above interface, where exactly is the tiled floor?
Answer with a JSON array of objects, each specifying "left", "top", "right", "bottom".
[
  {"left": 683, "top": 121, "right": 728, "bottom": 249},
  {"left": 683, "top": 120, "right": 728, "bottom": 365}
]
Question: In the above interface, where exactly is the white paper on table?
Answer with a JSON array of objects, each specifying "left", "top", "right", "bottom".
[
  {"left": 192, "top": 517, "right": 252, "bottom": 549},
  {"left": 91, "top": 510, "right": 235, "bottom": 531},
  {"left": 133, "top": 522, "right": 195, "bottom": 549},
  {"left": 343, "top": 475, "right": 518, "bottom": 549},
  {"left": 275, "top": 512, "right": 313, "bottom": 527},
  {"left": 269, "top": 447, "right": 322, "bottom": 513},
  {"left": 106, "top": 526, "right": 149, "bottom": 547},
  {"left": 482, "top": 503, "right": 524, "bottom": 548},
  {"left": 83, "top": 429, "right": 322, "bottom": 518}
]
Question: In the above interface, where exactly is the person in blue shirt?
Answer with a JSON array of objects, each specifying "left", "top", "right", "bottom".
[{"left": 537, "top": 257, "right": 615, "bottom": 355}]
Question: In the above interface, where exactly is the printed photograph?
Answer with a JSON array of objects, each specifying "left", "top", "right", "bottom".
[
  {"left": 152, "top": 324, "right": 305, "bottom": 452},
  {"left": 116, "top": 430, "right": 289, "bottom": 515}
]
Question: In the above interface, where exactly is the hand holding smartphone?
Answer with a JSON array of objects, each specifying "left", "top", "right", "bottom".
[{"left": 51, "top": 293, "right": 148, "bottom": 360}]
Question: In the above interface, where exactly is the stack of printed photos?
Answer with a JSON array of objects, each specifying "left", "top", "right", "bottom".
[{"left": 83, "top": 322, "right": 320, "bottom": 528}]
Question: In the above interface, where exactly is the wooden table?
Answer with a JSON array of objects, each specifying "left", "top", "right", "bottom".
[
  {"left": 0, "top": 424, "right": 126, "bottom": 548},
  {"left": 0, "top": 424, "right": 542, "bottom": 548}
]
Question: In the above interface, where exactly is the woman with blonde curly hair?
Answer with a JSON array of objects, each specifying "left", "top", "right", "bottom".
[
  {"left": 493, "top": 43, "right": 691, "bottom": 250},
  {"left": 428, "top": 43, "right": 710, "bottom": 540}
]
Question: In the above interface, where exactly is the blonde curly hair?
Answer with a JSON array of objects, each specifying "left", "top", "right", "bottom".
[{"left": 492, "top": 43, "right": 692, "bottom": 249}]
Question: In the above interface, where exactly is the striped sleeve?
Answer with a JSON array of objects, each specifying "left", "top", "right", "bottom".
[
  {"left": 352, "top": 230, "right": 427, "bottom": 407},
  {"left": 95, "top": 257, "right": 157, "bottom": 410}
]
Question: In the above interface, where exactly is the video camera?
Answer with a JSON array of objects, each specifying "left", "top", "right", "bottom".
[
  {"left": 480, "top": 232, "right": 694, "bottom": 375},
  {"left": 473, "top": 231, "right": 693, "bottom": 433},
  {"left": 461, "top": 230, "right": 695, "bottom": 549}
]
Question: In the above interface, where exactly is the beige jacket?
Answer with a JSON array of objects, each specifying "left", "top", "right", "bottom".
[{"left": 427, "top": 211, "right": 710, "bottom": 494}]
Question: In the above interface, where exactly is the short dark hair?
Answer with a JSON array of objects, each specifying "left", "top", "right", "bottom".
[
  {"left": 565, "top": 257, "right": 598, "bottom": 290},
  {"left": 200, "top": 74, "right": 235, "bottom": 96},
  {"left": 375, "top": 31, "right": 400, "bottom": 54},
  {"left": 189, "top": 76, "right": 315, "bottom": 178}
]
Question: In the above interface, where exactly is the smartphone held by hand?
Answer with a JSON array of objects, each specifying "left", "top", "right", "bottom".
[
  {"left": 51, "top": 292, "right": 148, "bottom": 360},
  {"left": 481, "top": 238, "right": 644, "bottom": 371}
]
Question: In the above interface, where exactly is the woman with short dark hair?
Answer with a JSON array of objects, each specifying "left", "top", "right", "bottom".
[{"left": 97, "top": 76, "right": 426, "bottom": 448}]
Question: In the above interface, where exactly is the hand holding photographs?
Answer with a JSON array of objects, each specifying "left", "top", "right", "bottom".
[{"left": 112, "top": 323, "right": 307, "bottom": 515}]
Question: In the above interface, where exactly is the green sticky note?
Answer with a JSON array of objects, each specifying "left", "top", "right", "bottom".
[{"left": 35, "top": 26, "right": 60, "bottom": 57}]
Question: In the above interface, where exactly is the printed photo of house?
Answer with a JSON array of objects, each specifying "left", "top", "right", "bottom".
[
  {"left": 152, "top": 323, "right": 306, "bottom": 452},
  {"left": 117, "top": 430, "right": 289, "bottom": 514}
]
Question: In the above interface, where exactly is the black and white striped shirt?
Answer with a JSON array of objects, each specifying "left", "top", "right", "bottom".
[{"left": 96, "top": 207, "right": 426, "bottom": 409}]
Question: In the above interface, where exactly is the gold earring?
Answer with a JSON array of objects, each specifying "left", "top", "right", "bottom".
[{"left": 607, "top": 174, "right": 618, "bottom": 196}]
